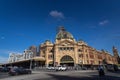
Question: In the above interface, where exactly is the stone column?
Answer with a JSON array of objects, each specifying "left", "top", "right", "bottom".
[{"left": 74, "top": 44, "right": 78, "bottom": 68}]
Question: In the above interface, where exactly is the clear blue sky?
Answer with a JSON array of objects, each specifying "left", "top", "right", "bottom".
[{"left": 0, "top": 0, "right": 120, "bottom": 63}]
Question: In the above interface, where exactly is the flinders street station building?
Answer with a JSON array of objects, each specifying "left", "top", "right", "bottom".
[{"left": 5, "top": 27, "right": 120, "bottom": 69}]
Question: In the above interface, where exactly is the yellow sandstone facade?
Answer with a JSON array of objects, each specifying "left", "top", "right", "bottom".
[{"left": 39, "top": 27, "right": 118, "bottom": 67}]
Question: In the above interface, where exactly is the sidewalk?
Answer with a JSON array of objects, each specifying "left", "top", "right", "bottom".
[
  {"left": 75, "top": 70, "right": 98, "bottom": 72},
  {"left": 32, "top": 70, "right": 98, "bottom": 74}
]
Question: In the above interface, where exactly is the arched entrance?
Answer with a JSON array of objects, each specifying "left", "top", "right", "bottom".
[
  {"left": 48, "top": 61, "right": 54, "bottom": 67},
  {"left": 60, "top": 55, "right": 74, "bottom": 66}
]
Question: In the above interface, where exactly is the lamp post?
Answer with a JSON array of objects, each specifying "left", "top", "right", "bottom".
[
  {"left": 29, "top": 51, "right": 33, "bottom": 70},
  {"left": 30, "top": 59, "right": 32, "bottom": 70},
  {"left": 79, "top": 60, "right": 83, "bottom": 69}
]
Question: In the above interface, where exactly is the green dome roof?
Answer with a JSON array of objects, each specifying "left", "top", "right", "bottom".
[{"left": 56, "top": 27, "right": 74, "bottom": 40}]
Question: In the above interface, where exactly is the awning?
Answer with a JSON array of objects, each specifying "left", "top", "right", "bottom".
[
  {"left": 49, "top": 61, "right": 53, "bottom": 64},
  {"left": 32, "top": 57, "right": 45, "bottom": 61}
]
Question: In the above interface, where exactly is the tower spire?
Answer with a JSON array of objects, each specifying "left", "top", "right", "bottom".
[
  {"left": 112, "top": 46, "right": 120, "bottom": 64},
  {"left": 113, "top": 46, "right": 119, "bottom": 57},
  {"left": 58, "top": 26, "right": 66, "bottom": 32}
]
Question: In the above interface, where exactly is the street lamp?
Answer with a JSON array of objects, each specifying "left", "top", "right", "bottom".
[
  {"left": 79, "top": 60, "right": 83, "bottom": 69},
  {"left": 30, "top": 59, "right": 32, "bottom": 70},
  {"left": 29, "top": 51, "right": 33, "bottom": 70}
]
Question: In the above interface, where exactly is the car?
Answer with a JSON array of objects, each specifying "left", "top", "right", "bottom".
[
  {"left": 46, "top": 67, "right": 55, "bottom": 70},
  {"left": 118, "top": 67, "right": 120, "bottom": 70},
  {"left": 55, "top": 66, "right": 67, "bottom": 71},
  {"left": 0, "top": 67, "right": 9, "bottom": 72},
  {"left": 0, "top": 67, "right": 3, "bottom": 72},
  {"left": 81, "top": 67, "right": 87, "bottom": 70},
  {"left": 8, "top": 67, "right": 32, "bottom": 76}
]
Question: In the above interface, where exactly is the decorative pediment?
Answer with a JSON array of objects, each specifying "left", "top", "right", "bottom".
[{"left": 57, "top": 40, "right": 75, "bottom": 46}]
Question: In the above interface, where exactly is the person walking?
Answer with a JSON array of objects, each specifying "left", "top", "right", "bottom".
[{"left": 98, "top": 65, "right": 105, "bottom": 76}]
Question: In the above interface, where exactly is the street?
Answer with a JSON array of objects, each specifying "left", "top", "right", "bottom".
[{"left": 0, "top": 70, "right": 120, "bottom": 80}]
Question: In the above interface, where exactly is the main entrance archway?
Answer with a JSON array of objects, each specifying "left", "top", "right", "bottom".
[{"left": 60, "top": 55, "right": 74, "bottom": 66}]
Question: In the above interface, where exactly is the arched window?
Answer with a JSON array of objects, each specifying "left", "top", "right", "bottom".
[{"left": 60, "top": 55, "right": 74, "bottom": 62}]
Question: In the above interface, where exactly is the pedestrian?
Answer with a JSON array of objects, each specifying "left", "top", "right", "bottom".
[{"left": 98, "top": 65, "right": 105, "bottom": 76}]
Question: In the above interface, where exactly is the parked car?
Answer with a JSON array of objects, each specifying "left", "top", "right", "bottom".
[
  {"left": 55, "top": 66, "right": 67, "bottom": 71},
  {"left": 81, "top": 67, "right": 87, "bottom": 70},
  {"left": 0, "top": 67, "right": 9, "bottom": 72},
  {"left": 0, "top": 67, "right": 3, "bottom": 72},
  {"left": 8, "top": 67, "right": 32, "bottom": 76},
  {"left": 106, "top": 64, "right": 119, "bottom": 71}
]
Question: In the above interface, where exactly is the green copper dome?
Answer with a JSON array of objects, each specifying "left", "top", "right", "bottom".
[{"left": 56, "top": 27, "right": 74, "bottom": 40}]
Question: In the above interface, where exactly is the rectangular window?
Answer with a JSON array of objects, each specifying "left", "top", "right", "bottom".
[
  {"left": 59, "top": 47, "right": 62, "bottom": 51},
  {"left": 87, "top": 60, "right": 89, "bottom": 64},
  {"left": 89, "top": 54, "right": 94, "bottom": 58},
  {"left": 64, "top": 47, "right": 66, "bottom": 50},
  {"left": 86, "top": 54, "right": 88, "bottom": 58},
  {"left": 48, "top": 55, "right": 53, "bottom": 59},
  {"left": 90, "top": 60, "right": 94, "bottom": 64},
  {"left": 79, "top": 54, "right": 83, "bottom": 57},
  {"left": 98, "top": 55, "right": 102, "bottom": 59}
]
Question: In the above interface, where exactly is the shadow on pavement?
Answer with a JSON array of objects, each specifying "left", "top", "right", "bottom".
[
  {"left": 107, "top": 70, "right": 120, "bottom": 74},
  {"left": 34, "top": 73, "right": 120, "bottom": 80}
]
